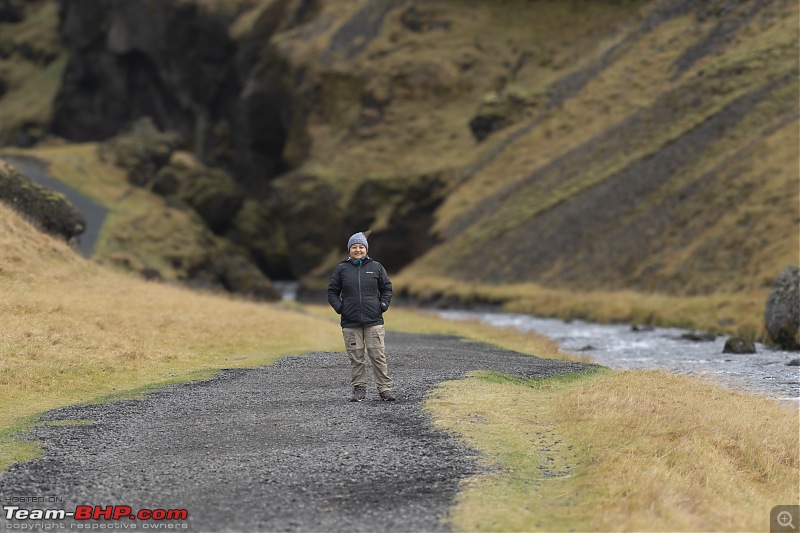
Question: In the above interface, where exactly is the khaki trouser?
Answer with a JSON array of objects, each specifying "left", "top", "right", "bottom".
[{"left": 342, "top": 325, "right": 393, "bottom": 392}]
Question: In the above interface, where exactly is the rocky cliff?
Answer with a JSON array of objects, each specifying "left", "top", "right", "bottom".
[{"left": 0, "top": 0, "right": 797, "bottom": 337}]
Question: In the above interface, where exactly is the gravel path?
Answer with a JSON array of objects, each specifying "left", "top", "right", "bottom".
[{"left": 0, "top": 333, "right": 591, "bottom": 532}]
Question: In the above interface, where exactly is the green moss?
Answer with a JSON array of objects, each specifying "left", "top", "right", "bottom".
[
  {"left": 99, "top": 119, "right": 182, "bottom": 187},
  {"left": 0, "top": 160, "right": 85, "bottom": 239},
  {"left": 0, "top": 426, "right": 41, "bottom": 474},
  {"left": 0, "top": 1, "right": 66, "bottom": 143}
]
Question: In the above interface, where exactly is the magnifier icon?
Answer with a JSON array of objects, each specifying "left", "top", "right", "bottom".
[{"left": 778, "top": 511, "right": 796, "bottom": 530}]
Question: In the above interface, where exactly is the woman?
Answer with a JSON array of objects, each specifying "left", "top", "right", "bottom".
[{"left": 327, "top": 232, "right": 396, "bottom": 402}]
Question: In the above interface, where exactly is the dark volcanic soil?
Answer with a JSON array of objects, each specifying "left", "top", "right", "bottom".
[{"left": 0, "top": 333, "right": 591, "bottom": 532}]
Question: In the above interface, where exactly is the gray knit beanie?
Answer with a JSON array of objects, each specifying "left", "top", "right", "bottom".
[{"left": 347, "top": 232, "right": 368, "bottom": 252}]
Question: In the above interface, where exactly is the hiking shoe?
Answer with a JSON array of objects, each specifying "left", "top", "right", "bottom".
[
  {"left": 379, "top": 390, "right": 396, "bottom": 402},
  {"left": 351, "top": 386, "right": 367, "bottom": 402}
]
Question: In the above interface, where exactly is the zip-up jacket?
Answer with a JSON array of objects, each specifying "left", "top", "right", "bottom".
[{"left": 327, "top": 256, "right": 392, "bottom": 328}]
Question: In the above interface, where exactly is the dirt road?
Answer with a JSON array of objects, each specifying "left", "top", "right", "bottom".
[{"left": 0, "top": 333, "right": 591, "bottom": 532}]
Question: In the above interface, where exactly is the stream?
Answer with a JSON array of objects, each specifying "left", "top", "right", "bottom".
[{"left": 436, "top": 310, "right": 800, "bottom": 403}]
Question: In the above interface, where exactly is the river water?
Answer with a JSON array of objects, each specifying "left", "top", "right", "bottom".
[{"left": 437, "top": 310, "right": 800, "bottom": 403}]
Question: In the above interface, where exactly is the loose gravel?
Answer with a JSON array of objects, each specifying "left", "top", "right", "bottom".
[{"left": 0, "top": 332, "right": 591, "bottom": 532}]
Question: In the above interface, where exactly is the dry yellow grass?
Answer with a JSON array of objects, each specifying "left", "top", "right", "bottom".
[
  {"left": 429, "top": 370, "right": 800, "bottom": 532},
  {"left": 0, "top": 203, "right": 342, "bottom": 470},
  {"left": 394, "top": 273, "right": 773, "bottom": 340},
  {"left": 2, "top": 203, "right": 798, "bottom": 532}
]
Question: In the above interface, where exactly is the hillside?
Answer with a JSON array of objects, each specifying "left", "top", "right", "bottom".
[
  {"left": 0, "top": 0, "right": 797, "bottom": 338},
  {"left": 0, "top": 199, "right": 345, "bottom": 437}
]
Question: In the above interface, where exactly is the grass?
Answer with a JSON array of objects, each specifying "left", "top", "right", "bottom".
[
  {"left": 431, "top": 1, "right": 798, "bottom": 238},
  {"left": 1, "top": 204, "right": 798, "bottom": 532},
  {"left": 428, "top": 370, "right": 800, "bottom": 532},
  {"left": 0, "top": 202, "right": 343, "bottom": 471},
  {"left": 275, "top": 0, "right": 651, "bottom": 204},
  {"left": 0, "top": 143, "right": 235, "bottom": 280},
  {"left": 394, "top": 1, "right": 799, "bottom": 315},
  {"left": 0, "top": 3, "right": 797, "bottom": 528},
  {"left": 392, "top": 273, "right": 774, "bottom": 340},
  {"left": 2, "top": 143, "right": 129, "bottom": 205}
]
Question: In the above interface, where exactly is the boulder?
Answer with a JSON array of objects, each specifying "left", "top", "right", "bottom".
[
  {"left": 150, "top": 152, "right": 244, "bottom": 233},
  {"left": 468, "top": 88, "right": 546, "bottom": 142},
  {"left": 0, "top": 0, "right": 24, "bottom": 23},
  {"left": 268, "top": 173, "right": 343, "bottom": 278},
  {"left": 187, "top": 254, "right": 280, "bottom": 302},
  {"left": 722, "top": 337, "right": 756, "bottom": 354},
  {"left": 98, "top": 117, "right": 181, "bottom": 187},
  {"left": 179, "top": 168, "right": 243, "bottom": 234},
  {"left": 0, "top": 159, "right": 85, "bottom": 241},
  {"left": 764, "top": 265, "right": 800, "bottom": 350},
  {"left": 213, "top": 255, "right": 281, "bottom": 302},
  {"left": 228, "top": 198, "right": 291, "bottom": 280},
  {"left": 344, "top": 171, "right": 448, "bottom": 273},
  {"left": 681, "top": 331, "right": 717, "bottom": 342}
]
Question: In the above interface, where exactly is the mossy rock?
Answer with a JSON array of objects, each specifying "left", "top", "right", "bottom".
[
  {"left": 151, "top": 151, "right": 244, "bottom": 233},
  {"left": 183, "top": 249, "right": 281, "bottom": 302},
  {"left": 274, "top": 173, "right": 343, "bottom": 277},
  {"left": 211, "top": 255, "right": 281, "bottom": 301},
  {"left": 151, "top": 150, "right": 203, "bottom": 195},
  {"left": 98, "top": 117, "right": 182, "bottom": 187},
  {"left": 0, "top": 0, "right": 25, "bottom": 23},
  {"left": 0, "top": 159, "right": 85, "bottom": 241},
  {"left": 228, "top": 197, "right": 291, "bottom": 279},
  {"left": 227, "top": 172, "right": 343, "bottom": 280},
  {"left": 468, "top": 87, "right": 548, "bottom": 142},
  {"left": 177, "top": 167, "right": 244, "bottom": 233},
  {"left": 344, "top": 171, "right": 449, "bottom": 272},
  {"left": 764, "top": 265, "right": 800, "bottom": 350}
]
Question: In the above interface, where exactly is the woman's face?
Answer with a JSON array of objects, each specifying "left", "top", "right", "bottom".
[{"left": 349, "top": 243, "right": 367, "bottom": 259}]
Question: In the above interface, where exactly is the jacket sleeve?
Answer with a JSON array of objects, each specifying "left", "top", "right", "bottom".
[
  {"left": 378, "top": 264, "right": 392, "bottom": 312},
  {"left": 327, "top": 267, "right": 343, "bottom": 314}
]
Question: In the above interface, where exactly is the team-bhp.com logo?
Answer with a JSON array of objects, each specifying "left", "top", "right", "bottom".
[{"left": 4, "top": 505, "right": 188, "bottom": 525}]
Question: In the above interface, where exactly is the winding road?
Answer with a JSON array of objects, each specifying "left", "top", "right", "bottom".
[{"left": 0, "top": 333, "right": 591, "bottom": 532}]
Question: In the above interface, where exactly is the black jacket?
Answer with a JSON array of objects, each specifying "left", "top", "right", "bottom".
[{"left": 327, "top": 257, "right": 392, "bottom": 328}]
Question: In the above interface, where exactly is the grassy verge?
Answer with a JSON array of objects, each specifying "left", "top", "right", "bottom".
[
  {"left": 393, "top": 273, "right": 772, "bottom": 340},
  {"left": 428, "top": 370, "right": 799, "bottom": 532}
]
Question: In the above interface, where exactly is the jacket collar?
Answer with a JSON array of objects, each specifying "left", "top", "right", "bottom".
[{"left": 346, "top": 256, "right": 371, "bottom": 266}]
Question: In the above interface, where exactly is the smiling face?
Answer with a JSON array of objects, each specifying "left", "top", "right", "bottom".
[{"left": 349, "top": 243, "right": 367, "bottom": 259}]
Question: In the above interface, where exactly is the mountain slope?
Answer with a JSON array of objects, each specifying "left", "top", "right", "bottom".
[
  {"left": 394, "top": 0, "right": 798, "bottom": 296},
  {"left": 269, "top": 0, "right": 798, "bottom": 334},
  {"left": 0, "top": 0, "right": 797, "bottom": 338}
]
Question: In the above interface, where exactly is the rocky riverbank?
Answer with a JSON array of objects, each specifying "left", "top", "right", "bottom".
[{"left": 439, "top": 310, "right": 800, "bottom": 403}]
